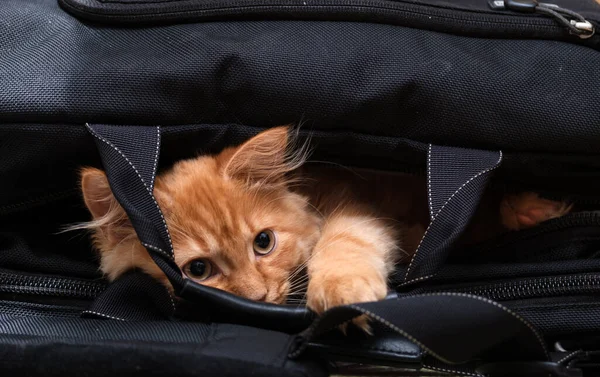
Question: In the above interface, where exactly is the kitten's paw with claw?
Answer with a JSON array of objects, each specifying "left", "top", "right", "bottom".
[
  {"left": 501, "top": 192, "right": 572, "bottom": 231},
  {"left": 306, "top": 274, "right": 387, "bottom": 333}
]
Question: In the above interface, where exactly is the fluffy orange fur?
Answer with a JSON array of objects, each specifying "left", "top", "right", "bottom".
[{"left": 77, "top": 126, "right": 571, "bottom": 317}]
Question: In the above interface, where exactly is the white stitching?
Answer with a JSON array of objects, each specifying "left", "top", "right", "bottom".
[
  {"left": 432, "top": 151, "right": 503, "bottom": 222},
  {"left": 403, "top": 150, "right": 503, "bottom": 282},
  {"left": 82, "top": 310, "right": 126, "bottom": 321},
  {"left": 163, "top": 284, "right": 176, "bottom": 314},
  {"left": 147, "top": 126, "right": 174, "bottom": 254},
  {"left": 86, "top": 124, "right": 150, "bottom": 189},
  {"left": 150, "top": 127, "right": 173, "bottom": 255},
  {"left": 0, "top": 188, "right": 79, "bottom": 213},
  {"left": 418, "top": 293, "right": 549, "bottom": 360},
  {"left": 141, "top": 242, "right": 180, "bottom": 313},
  {"left": 398, "top": 274, "right": 434, "bottom": 288},
  {"left": 350, "top": 292, "right": 549, "bottom": 365},
  {"left": 348, "top": 304, "right": 455, "bottom": 365},
  {"left": 150, "top": 126, "right": 160, "bottom": 191},
  {"left": 86, "top": 123, "right": 173, "bottom": 259},
  {"left": 141, "top": 242, "right": 172, "bottom": 260},
  {"left": 557, "top": 350, "right": 583, "bottom": 365},
  {"left": 427, "top": 144, "right": 434, "bottom": 221},
  {"left": 422, "top": 364, "right": 484, "bottom": 377}
]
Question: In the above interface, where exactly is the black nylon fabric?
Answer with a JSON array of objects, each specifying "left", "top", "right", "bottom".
[
  {"left": 0, "top": 318, "right": 326, "bottom": 377},
  {"left": 0, "top": 316, "right": 213, "bottom": 341},
  {"left": 0, "top": 231, "right": 98, "bottom": 278},
  {"left": 421, "top": 260, "right": 600, "bottom": 284},
  {"left": 403, "top": 145, "right": 502, "bottom": 283},
  {"left": 57, "top": 0, "right": 600, "bottom": 55},
  {"left": 0, "top": 301, "right": 81, "bottom": 320},
  {"left": 0, "top": 124, "right": 429, "bottom": 211},
  {"left": 1, "top": 0, "right": 600, "bottom": 156},
  {"left": 0, "top": 196, "right": 101, "bottom": 278},
  {"left": 82, "top": 271, "right": 175, "bottom": 321},
  {"left": 0, "top": 125, "right": 98, "bottom": 215},
  {"left": 508, "top": 297, "right": 600, "bottom": 337}
]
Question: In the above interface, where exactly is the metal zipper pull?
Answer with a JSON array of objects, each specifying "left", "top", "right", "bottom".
[{"left": 489, "top": 0, "right": 596, "bottom": 39}]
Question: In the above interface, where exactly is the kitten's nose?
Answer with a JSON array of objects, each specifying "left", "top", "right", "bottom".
[
  {"left": 236, "top": 275, "right": 268, "bottom": 302},
  {"left": 256, "top": 293, "right": 267, "bottom": 302},
  {"left": 248, "top": 287, "right": 267, "bottom": 302}
]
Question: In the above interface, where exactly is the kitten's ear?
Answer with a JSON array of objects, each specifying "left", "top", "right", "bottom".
[
  {"left": 221, "top": 126, "right": 303, "bottom": 185},
  {"left": 80, "top": 167, "right": 119, "bottom": 220}
]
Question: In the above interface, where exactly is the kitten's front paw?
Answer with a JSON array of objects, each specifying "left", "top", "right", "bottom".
[
  {"left": 501, "top": 192, "right": 572, "bottom": 230},
  {"left": 306, "top": 274, "right": 387, "bottom": 333}
]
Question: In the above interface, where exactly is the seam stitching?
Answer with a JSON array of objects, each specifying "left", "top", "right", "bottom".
[
  {"left": 422, "top": 364, "right": 484, "bottom": 377},
  {"left": 558, "top": 350, "right": 583, "bottom": 365},
  {"left": 416, "top": 292, "right": 549, "bottom": 360},
  {"left": 150, "top": 125, "right": 160, "bottom": 191},
  {"left": 82, "top": 310, "right": 126, "bottom": 321},
  {"left": 85, "top": 123, "right": 173, "bottom": 259},
  {"left": 403, "top": 150, "right": 503, "bottom": 282},
  {"left": 427, "top": 144, "right": 433, "bottom": 221}
]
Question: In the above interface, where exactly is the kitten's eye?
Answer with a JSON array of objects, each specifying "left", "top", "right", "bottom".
[
  {"left": 183, "top": 259, "right": 213, "bottom": 281},
  {"left": 253, "top": 230, "right": 276, "bottom": 255}
]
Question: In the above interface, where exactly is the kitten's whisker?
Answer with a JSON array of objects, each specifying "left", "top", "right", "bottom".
[
  {"left": 288, "top": 271, "right": 309, "bottom": 283},
  {"left": 287, "top": 284, "right": 308, "bottom": 295},
  {"left": 288, "top": 272, "right": 309, "bottom": 282},
  {"left": 287, "top": 262, "right": 311, "bottom": 281},
  {"left": 287, "top": 283, "right": 308, "bottom": 293},
  {"left": 288, "top": 262, "right": 309, "bottom": 277},
  {"left": 288, "top": 289, "right": 305, "bottom": 296},
  {"left": 290, "top": 275, "right": 308, "bottom": 287}
]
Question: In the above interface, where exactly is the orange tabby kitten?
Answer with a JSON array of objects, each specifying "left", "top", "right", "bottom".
[{"left": 78, "top": 127, "right": 571, "bottom": 316}]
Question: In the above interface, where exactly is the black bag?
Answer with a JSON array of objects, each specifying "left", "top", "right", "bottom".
[{"left": 2, "top": 0, "right": 600, "bottom": 375}]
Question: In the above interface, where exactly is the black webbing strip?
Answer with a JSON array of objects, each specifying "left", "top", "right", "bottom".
[
  {"left": 86, "top": 124, "right": 183, "bottom": 289},
  {"left": 291, "top": 293, "right": 549, "bottom": 364},
  {"left": 403, "top": 145, "right": 502, "bottom": 283}
]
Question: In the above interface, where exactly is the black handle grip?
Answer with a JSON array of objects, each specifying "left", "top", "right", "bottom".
[{"left": 180, "top": 279, "right": 315, "bottom": 333}]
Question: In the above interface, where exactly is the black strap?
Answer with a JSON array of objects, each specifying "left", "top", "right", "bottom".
[
  {"left": 87, "top": 124, "right": 184, "bottom": 289},
  {"left": 291, "top": 293, "right": 549, "bottom": 365},
  {"left": 402, "top": 145, "right": 502, "bottom": 284}
]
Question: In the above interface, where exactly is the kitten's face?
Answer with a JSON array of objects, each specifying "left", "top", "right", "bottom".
[
  {"left": 157, "top": 156, "right": 321, "bottom": 303},
  {"left": 80, "top": 127, "right": 322, "bottom": 304}
]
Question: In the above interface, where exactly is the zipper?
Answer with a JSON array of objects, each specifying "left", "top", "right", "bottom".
[
  {"left": 490, "top": 0, "right": 595, "bottom": 39},
  {"left": 459, "top": 211, "right": 600, "bottom": 257},
  {"left": 59, "top": 0, "right": 600, "bottom": 46},
  {"left": 0, "top": 270, "right": 106, "bottom": 300},
  {"left": 415, "top": 273, "right": 600, "bottom": 301}
]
